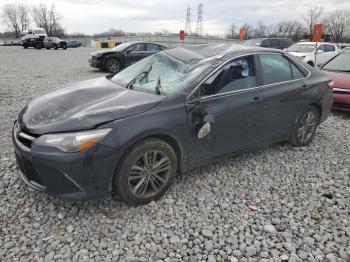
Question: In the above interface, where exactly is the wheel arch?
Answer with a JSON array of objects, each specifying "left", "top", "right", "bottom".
[
  {"left": 103, "top": 54, "right": 121, "bottom": 67},
  {"left": 117, "top": 132, "right": 185, "bottom": 175},
  {"left": 309, "top": 102, "right": 322, "bottom": 124}
]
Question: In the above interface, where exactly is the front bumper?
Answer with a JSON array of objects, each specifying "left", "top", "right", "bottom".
[
  {"left": 88, "top": 57, "right": 102, "bottom": 68},
  {"left": 12, "top": 122, "right": 121, "bottom": 200}
]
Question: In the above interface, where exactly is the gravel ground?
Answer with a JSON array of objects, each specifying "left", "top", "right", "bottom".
[{"left": 0, "top": 46, "right": 350, "bottom": 262}]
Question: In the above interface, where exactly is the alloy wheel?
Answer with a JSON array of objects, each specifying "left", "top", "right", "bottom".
[
  {"left": 297, "top": 111, "right": 317, "bottom": 143},
  {"left": 128, "top": 150, "right": 171, "bottom": 198},
  {"left": 109, "top": 60, "right": 120, "bottom": 73}
]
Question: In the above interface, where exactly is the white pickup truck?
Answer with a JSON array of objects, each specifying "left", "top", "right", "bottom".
[
  {"left": 286, "top": 42, "right": 341, "bottom": 67},
  {"left": 21, "top": 28, "right": 47, "bottom": 49}
]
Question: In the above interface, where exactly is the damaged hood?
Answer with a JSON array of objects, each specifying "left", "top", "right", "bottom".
[{"left": 20, "top": 77, "right": 166, "bottom": 134}]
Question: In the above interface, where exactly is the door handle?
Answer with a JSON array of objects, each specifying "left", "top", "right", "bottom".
[{"left": 251, "top": 97, "right": 264, "bottom": 103}]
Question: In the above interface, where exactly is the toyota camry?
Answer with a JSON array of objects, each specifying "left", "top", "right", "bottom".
[{"left": 13, "top": 44, "right": 333, "bottom": 205}]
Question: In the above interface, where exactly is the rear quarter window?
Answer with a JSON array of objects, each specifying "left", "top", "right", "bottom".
[{"left": 259, "top": 54, "right": 293, "bottom": 85}]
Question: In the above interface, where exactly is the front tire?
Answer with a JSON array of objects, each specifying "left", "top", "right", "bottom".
[
  {"left": 289, "top": 106, "right": 319, "bottom": 147},
  {"left": 105, "top": 58, "right": 121, "bottom": 73},
  {"left": 114, "top": 138, "right": 177, "bottom": 206}
]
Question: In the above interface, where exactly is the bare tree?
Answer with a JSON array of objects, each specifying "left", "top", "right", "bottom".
[
  {"left": 302, "top": 7, "right": 323, "bottom": 38},
  {"left": 323, "top": 9, "right": 350, "bottom": 42},
  {"left": 241, "top": 23, "right": 253, "bottom": 39},
  {"left": 253, "top": 21, "right": 268, "bottom": 38},
  {"left": 32, "top": 3, "right": 63, "bottom": 36},
  {"left": 1, "top": 3, "right": 30, "bottom": 38}
]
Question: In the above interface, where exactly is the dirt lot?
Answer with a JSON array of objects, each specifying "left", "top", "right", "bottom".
[{"left": 0, "top": 46, "right": 349, "bottom": 261}]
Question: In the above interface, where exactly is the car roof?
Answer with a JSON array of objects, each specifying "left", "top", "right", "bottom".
[
  {"left": 296, "top": 41, "right": 335, "bottom": 45},
  {"left": 124, "top": 41, "right": 165, "bottom": 46},
  {"left": 165, "top": 44, "right": 281, "bottom": 64},
  {"left": 250, "top": 38, "right": 292, "bottom": 40}
]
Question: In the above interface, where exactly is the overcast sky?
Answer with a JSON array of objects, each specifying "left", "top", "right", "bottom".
[{"left": 0, "top": 0, "right": 348, "bottom": 36}]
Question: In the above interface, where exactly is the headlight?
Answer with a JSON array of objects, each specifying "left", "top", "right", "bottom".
[{"left": 35, "top": 128, "right": 112, "bottom": 153}]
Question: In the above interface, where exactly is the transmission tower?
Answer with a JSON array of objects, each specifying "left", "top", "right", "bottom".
[
  {"left": 195, "top": 3, "right": 203, "bottom": 36},
  {"left": 185, "top": 5, "right": 191, "bottom": 35}
]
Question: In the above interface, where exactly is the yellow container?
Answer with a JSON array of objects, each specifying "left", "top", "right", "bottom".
[
  {"left": 95, "top": 40, "right": 101, "bottom": 48},
  {"left": 108, "top": 40, "right": 115, "bottom": 48}
]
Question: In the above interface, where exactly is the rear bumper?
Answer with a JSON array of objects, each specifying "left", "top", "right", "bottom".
[
  {"left": 333, "top": 93, "right": 350, "bottom": 112},
  {"left": 12, "top": 122, "right": 121, "bottom": 200}
]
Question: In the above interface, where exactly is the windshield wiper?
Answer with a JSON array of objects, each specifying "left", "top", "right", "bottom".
[
  {"left": 127, "top": 65, "right": 153, "bottom": 90},
  {"left": 155, "top": 76, "right": 161, "bottom": 95}
]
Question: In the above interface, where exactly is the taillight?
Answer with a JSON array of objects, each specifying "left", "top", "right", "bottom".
[{"left": 328, "top": 81, "right": 335, "bottom": 88}]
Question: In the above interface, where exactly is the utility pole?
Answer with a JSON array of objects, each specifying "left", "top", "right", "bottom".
[
  {"left": 195, "top": 3, "right": 203, "bottom": 36},
  {"left": 185, "top": 5, "right": 192, "bottom": 35}
]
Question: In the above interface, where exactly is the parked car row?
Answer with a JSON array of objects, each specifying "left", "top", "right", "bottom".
[{"left": 20, "top": 27, "right": 80, "bottom": 49}]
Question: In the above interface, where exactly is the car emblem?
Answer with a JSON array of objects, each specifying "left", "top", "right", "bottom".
[{"left": 198, "top": 122, "right": 211, "bottom": 139}]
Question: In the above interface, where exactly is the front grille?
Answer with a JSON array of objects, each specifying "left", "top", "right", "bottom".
[{"left": 15, "top": 153, "right": 43, "bottom": 185}]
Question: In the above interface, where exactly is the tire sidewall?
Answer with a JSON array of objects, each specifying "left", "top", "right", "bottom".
[
  {"left": 106, "top": 58, "right": 120, "bottom": 73},
  {"left": 115, "top": 139, "right": 177, "bottom": 206},
  {"left": 291, "top": 106, "right": 319, "bottom": 146}
]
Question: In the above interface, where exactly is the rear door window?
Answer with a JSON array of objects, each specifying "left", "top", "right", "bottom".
[
  {"left": 290, "top": 63, "right": 305, "bottom": 80},
  {"left": 127, "top": 44, "right": 145, "bottom": 52},
  {"left": 259, "top": 54, "right": 293, "bottom": 85},
  {"left": 325, "top": 45, "right": 335, "bottom": 52},
  {"left": 280, "top": 39, "right": 293, "bottom": 49},
  {"left": 270, "top": 39, "right": 280, "bottom": 49},
  {"left": 261, "top": 39, "right": 270, "bottom": 47},
  {"left": 146, "top": 44, "right": 161, "bottom": 51}
]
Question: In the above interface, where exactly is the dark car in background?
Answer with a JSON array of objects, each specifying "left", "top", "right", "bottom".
[
  {"left": 13, "top": 44, "right": 332, "bottom": 205},
  {"left": 43, "top": 37, "right": 67, "bottom": 50},
  {"left": 67, "top": 40, "right": 82, "bottom": 48},
  {"left": 321, "top": 49, "right": 350, "bottom": 112},
  {"left": 243, "top": 38, "right": 293, "bottom": 50},
  {"left": 89, "top": 41, "right": 166, "bottom": 73}
]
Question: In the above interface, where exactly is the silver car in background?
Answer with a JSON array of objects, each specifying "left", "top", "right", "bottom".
[{"left": 286, "top": 42, "right": 341, "bottom": 67}]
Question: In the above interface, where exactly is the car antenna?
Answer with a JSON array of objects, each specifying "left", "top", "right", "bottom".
[{"left": 155, "top": 76, "right": 161, "bottom": 95}]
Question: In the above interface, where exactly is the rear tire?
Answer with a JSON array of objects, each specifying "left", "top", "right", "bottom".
[
  {"left": 105, "top": 58, "right": 121, "bottom": 73},
  {"left": 288, "top": 106, "right": 319, "bottom": 147},
  {"left": 114, "top": 138, "right": 177, "bottom": 206}
]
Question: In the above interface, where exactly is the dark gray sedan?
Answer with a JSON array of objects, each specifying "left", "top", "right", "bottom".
[
  {"left": 43, "top": 37, "right": 67, "bottom": 50},
  {"left": 89, "top": 41, "right": 166, "bottom": 73},
  {"left": 13, "top": 44, "right": 332, "bottom": 205}
]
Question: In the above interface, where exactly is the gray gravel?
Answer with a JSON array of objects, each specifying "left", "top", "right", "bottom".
[{"left": 1, "top": 46, "right": 350, "bottom": 261}]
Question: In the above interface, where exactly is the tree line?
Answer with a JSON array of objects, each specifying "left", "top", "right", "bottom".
[
  {"left": 1, "top": 3, "right": 350, "bottom": 42},
  {"left": 227, "top": 7, "right": 350, "bottom": 42}
]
